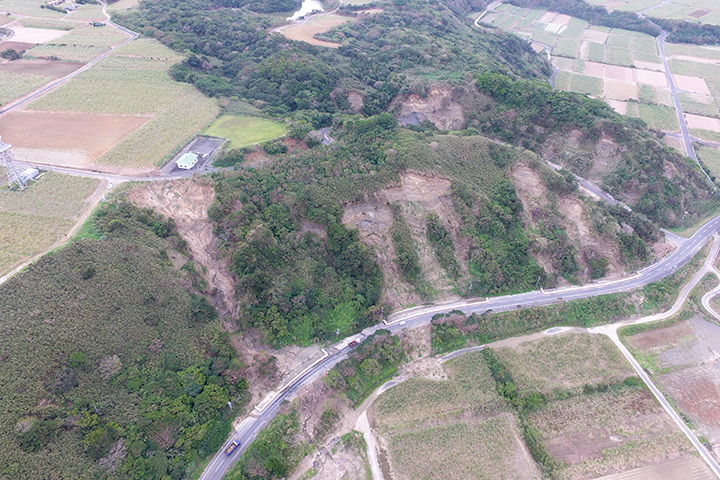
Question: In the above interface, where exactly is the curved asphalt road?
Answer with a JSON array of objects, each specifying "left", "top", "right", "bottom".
[{"left": 201, "top": 213, "right": 720, "bottom": 480}]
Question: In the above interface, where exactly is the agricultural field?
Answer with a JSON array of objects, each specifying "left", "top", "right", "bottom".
[
  {"left": 371, "top": 352, "right": 540, "bottom": 480},
  {"left": 279, "top": 14, "right": 354, "bottom": 47},
  {"left": 0, "top": 172, "right": 101, "bottom": 274},
  {"left": 622, "top": 316, "right": 720, "bottom": 462},
  {"left": 494, "top": 332, "right": 632, "bottom": 395},
  {"left": 25, "top": 25, "right": 129, "bottom": 62},
  {"left": 204, "top": 114, "right": 286, "bottom": 150},
  {"left": 588, "top": 0, "right": 720, "bottom": 25},
  {"left": 493, "top": 332, "right": 713, "bottom": 479},
  {"left": 482, "top": 3, "right": 720, "bottom": 142},
  {"left": 697, "top": 144, "right": 720, "bottom": 178},
  {"left": 0, "top": 71, "right": 51, "bottom": 107},
  {"left": 0, "top": 0, "right": 64, "bottom": 17},
  {"left": 7, "top": 37, "right": 219, "bottom": 171}
]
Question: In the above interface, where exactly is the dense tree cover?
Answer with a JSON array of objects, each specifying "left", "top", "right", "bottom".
[
  {"left": 475, "top": 73, "right": 716, "bottom": 226},
  {"left": 116, "top": 0, "right": 550, "bottom": 114},
  {"left": 426, "top": 213, "right": 460, "bottom": 279},
  {"left": 324, "top": 330, "right": 405, "bottom": 406},
  {"left": 390, "top": 205, "right": 425, "bottom": 294},
  {"left": 0, "top": 201, "right": 246, "bottom": 479},
  {"left": 652, "top": 17, "right": 720, "bottom": 45},
  {"left": 210, "top": 116, "right": 406, "bottom": 347}
]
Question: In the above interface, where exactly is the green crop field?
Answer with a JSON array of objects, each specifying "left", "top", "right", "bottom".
[
  {"left": 372, "top": 352, "right": 537, "bottom": 480},
  {"left": 65, "top": 4, "right": 107, "bottom": 21},
  {"left": 679, "top": 92, "right": 720, "bottom": 117},
  {"left": 553, "top": 38, "right": 580, "bottom": 58},
  {"left": 0, "top": 0, "right": 63, "bottom": 17},
  {"left": 0, "top": 71, "right": 51, "bottom": 107},
  {"left": 97, "top": 90, "right": 219, "bottom": 167},
  {"left": 627, "top": 103, "right": 680, "bottom": 130},
  {"left": 607, "top": 45, "right": 634, "bottom": 66},
  {"left": 0, "top": 172, "right": 100, "bottom": 273},
  {"left": 697, "top": 144, "right": 720, "bottom": 179},
  {"left": 204, "top": 115, "right": 287, "bottom": 150},
  {"left": 588, "top": 42, "right": 605, "bottom": 62},
  {"left": 24, "top": 25, "right": 128, "bottom": 62},
  {"left": 494, "top": 333, "right": 632, "bottom": 395},
  {"left": 20, "top": 18, "right": 80, "bottom": 30},
  {"left": 28, "top": 66, "right": 192, "bottom": 114},
  {"left": 570, "top": 73, "right": 603, "bottom": 95},
  {"left": 110, "top": 38, "right": 185, "bottom": 60},
  {"left": 25, "top": 44, "right": 107, "bottom": 62}
]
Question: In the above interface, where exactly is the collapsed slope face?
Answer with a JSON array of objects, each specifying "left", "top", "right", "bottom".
[
  {"left": 342, "top": 135, "right": 663, "bottom": 310},
  {"left": 472, "top": 74, "right": 717, "bottom": 227},
  {"left": 128, "top": 180, "right": 238, "bottom": 320}
]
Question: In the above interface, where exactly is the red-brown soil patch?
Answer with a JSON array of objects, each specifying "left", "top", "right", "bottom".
[
  {"left": 0, "top": 59, "right": 84, "bottom": 78},
  {"left": 0, "top": 41, "right": 35, "bottom": 52},
  {"left": 690, "top": 10, "right": 708, "bottom": 19},
  {"left": 0, "top": 110, "right": 149, "bottom": 167}
]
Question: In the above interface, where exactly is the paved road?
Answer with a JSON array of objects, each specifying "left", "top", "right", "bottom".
[{"left": 201, "top": 213, "right": 720, "bottom": 480}]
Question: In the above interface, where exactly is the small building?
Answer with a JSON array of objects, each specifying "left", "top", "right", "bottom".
[
  {"left": 22, "top": 167, "right": 39, "bottom": 181},
  {"left": 176, "top": 152, "right": 199, "bottom": 170}
]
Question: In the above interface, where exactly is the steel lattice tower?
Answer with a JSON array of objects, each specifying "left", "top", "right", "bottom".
[{"left": 0, "top": 135, "right": 26, "bottom": 190}]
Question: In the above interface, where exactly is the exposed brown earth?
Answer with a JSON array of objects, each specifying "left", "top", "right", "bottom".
[
  {"left": 342, "top": 172, "right": 468, "bottom": 308},
  {"left": 391, "top": 84, "right": 466, "bottom": 130},
  {"left": 624, "top": 316, "right": 720, "bottom": 461},
  {"left": 128, "top": 179, "right": 238, "bottom": 319},
  {"left": 0, "top": 59, "right": 84, "bottom": 78},
  {"left": 0, "top": 110, "right": 150, "bottom": 167}
]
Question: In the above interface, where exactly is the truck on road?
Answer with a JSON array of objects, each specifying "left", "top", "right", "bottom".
[{"left": 224, "top": 439, "right": 241, "bottom": 455}]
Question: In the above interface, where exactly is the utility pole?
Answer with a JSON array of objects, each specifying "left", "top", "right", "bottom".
[{"left": 0, "top": 135, "right": 26, "bottom": 190}]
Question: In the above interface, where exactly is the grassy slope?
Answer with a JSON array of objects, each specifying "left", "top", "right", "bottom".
[{"left": 204, "top": 115, "right": 286, "bottom": 150}]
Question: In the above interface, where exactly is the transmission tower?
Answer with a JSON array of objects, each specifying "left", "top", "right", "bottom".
[{"left": 0, "top": 135, "right": 26, "bottom": 190}]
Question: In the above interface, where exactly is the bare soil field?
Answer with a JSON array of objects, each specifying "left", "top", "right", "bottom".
[
  {"left": 6, "top": 25, "right": 69, "bottom": 43},
  {"left": 596, "top": 456, "right": 715, "bottom": 480},
  {"left": 0, "top": 40, "right": 34, "bottom": 52},
  {"left": 0, "top": 110, "right": 150, "bottom": 167},
  {"left": 492, "top": 330, "right": 708, "bottom": 478},
  {"left": 279, "top": 14, "right": 353, "bottom": 48},
  {"left": 673, "top": 74, "right": 712, "bottom": 96},
  {"left": 603, "top": 79, "right": 638, "bottom": 100},
  {"left": 0, "top": 59, "right": 83, "bottom": 77},
  {"left": 605, "top": 99, "right": 628, "bottom": 114},
  {"left": 685, "top": 113, "right": 720, "bottom": 133},
  {"left": 531, "top": 389, "right": 701, "bottom": 479},
  {"left": 623, "top": 316, "right": 720, "bottom": 461}
]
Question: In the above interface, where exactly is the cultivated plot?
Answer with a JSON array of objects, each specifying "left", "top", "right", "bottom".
[
  {"left": 0, "top": 172, "right": 100, "bottom": 273},
  {"left": 483, "top": 3, "right": 720, "bottom": 140},
  {"left": 494, "top": 332, "right": 712, "bottom": 479},
  {"left": 623, "top": 316, "right": 720, "bottom": 461},
  {"left": 11, "top": 38, "right": 219, "bottom": 171},
  {"left": 371, "top": 352, "right": 540, "bottom": 480}
]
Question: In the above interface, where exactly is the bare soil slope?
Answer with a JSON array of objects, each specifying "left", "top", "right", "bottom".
[{"left": 128, "top": 180, "right": 238, "bottom": 319}]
